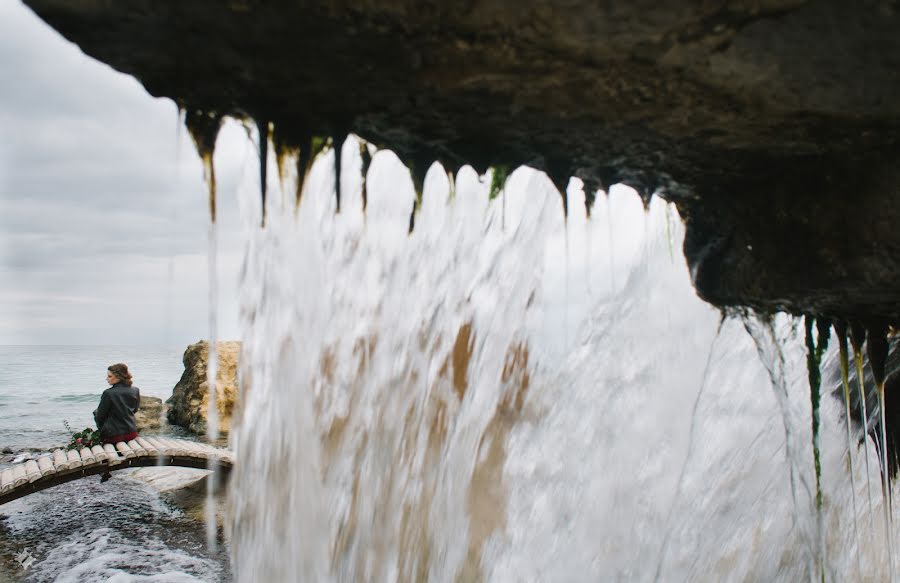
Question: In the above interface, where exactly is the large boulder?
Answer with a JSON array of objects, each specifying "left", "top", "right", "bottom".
[
  {"left": 135, "top": 395, "right": 165, "bottom": 431},
  {"left": 167, "top": 341, "right": 241, "bottom": 435}
]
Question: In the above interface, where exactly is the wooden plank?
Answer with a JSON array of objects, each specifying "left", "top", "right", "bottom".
[
  {"left": 0, "top": 456, "right": 232, "bottom": 506},
  {"left": 37, "top": 456, "right": 56, "bottom": 477},
  {"left": 159, "top": 438, "right": 186, "bottom": 456},
  {"left": 103, "top": 444, "right": 123, "bottom": 465},
  {"left": 127, "top": 439, "right": 147, "bottom": 457},
  {"left": 11, "top": 464, "right": 27, "bottom": 487},
  {"left": 24, "top": 460, "right": 41, "bottom": 483},
  {"left": 115, "top": 441, "right": 135, "bottom": 459},
  {"left": 91, "top": 444, "right": 108, "bottom": 462},
  {"left": 142, "top": 437, "right": 168, "bottom": 455},
  {"left": 181, "top": 441, "right": 210, "bottom": 460},
  {"left": 135, "top": 437, "right": 158, "bottom": 455},
  {"left": 66, "top": 449, "right": 83, "bottom": 468},
  {"left": 78, "top": 447, "right": 96, "bottom": 466},
  {"left": 0, "top": 469, "right": 14, "bottom": 493},
  {"left": 53, "top": 449, "right": 69, "bottom": 471}
]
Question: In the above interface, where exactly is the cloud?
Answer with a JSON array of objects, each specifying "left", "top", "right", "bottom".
[
  {"left": 0, "top": 1, "right": 248, "bottom": 345},
  {"left": 0, "top": 250, "right": 242, "bottom": 346}
]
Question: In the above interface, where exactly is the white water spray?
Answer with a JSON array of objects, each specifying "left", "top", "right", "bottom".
[{"left": 218, "top": 133, "right": 898, "bottom": 581}]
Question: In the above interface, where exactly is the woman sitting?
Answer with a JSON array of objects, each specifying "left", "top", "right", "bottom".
[{"left": 93, "top": 363, "right": 141, "bottom": 481}]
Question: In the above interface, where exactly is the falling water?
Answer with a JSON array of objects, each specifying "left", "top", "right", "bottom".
[
  {"left": 205, "top": 215, "right": 220, "bottom": 552},
  {"left": 583, "top": 187, "right": 594, "bottom": 302},
  {"left": 652, "top": 316, "right": 725, "bottom": 583},
  {"left": 804, "top": 316, "right": 829, "bottom": 583},
  {"left": 163, "top": 105, "right": 185, "bottom": 352},
  {"left": 854, "top": 341, "right": 878, "bottom": 530},
  {"left": 744, "top": 314, "right": 818, "bottom": 582},
  {"left": 563, "top": 187, "right": 570, "bottom": 352},
  {"left": 664, "top": 201, "right": 677, "bottom": 264},
  {"left": 836, "top": 322, "right": 864, "bottom": 573},
  {"left": 564, "top": 181, "right": 592, "bottom": 347},
  {"left": 160, "top": 105, "right": 184, "bottom": 439},
  {"left": 871, "top": 323, "right": 895, "bottom": 583},
  {"left": 185, "top": 108, "right": 224, "bottom": 552},
  {"left": 220, "top": 132, "right": 898, "bottom": 581},
  {"left": 877, "top": 375, "right": 894, "bottom": 583},
  {"left": 604, "top": 191, "right": 617, "bottom": 298}
]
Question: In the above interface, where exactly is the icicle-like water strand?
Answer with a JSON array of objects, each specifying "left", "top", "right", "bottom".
[
  {"left": 835, "top": 321, "right": 864, "bottom": 574},
  {"left": 257, "top": 120, "right": 270, "bottom": 226},
  {"left": 604, "top": 190, "right": 616, "bottom": 298},
  {"left": 205, "top": 208, "right": 221, "bottom": 552},
  {"left": 563, "top": 185, "right": 570, "bottom": 351},
  {"left": 852, "top": 324, "right": 878, "bottom": 533},
  {"left": 745, "top": 315, "right": 818, "bottom": 582},
  {"left": 804, "top": 316, "right": 828, "bottom": 583},
  {"left": 229, "top": 132, "right": 897, "bottom": 581},
  {"left": 161, "top": 105, "right": 187, "bottom": 451},
  {"left": 869, "top": 324, "right": 895, "bottom": 582},
  {"left": 185, "top": 108, "right": 224, "bottom": 551},
  {"left": 185, "top": 110, "right": 222, "bottom": 223}
]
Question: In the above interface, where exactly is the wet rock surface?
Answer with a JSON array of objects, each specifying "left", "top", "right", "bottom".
[
  {"left": 22, "top": 0, "right": 900, "bottom": 322},
  {"left": 167, "top": 341, "right": 241, "bottom": 435},
  {"left": 135, "top": 395, "right": 164, "bottom": 432}
]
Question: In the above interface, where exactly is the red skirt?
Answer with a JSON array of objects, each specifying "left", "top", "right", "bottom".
[{"left": 103, "top": 431, "right": 138, "bottom": 445}]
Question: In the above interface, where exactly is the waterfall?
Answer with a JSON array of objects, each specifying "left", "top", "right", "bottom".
[{"left": 222, "top": 132, "right": 896, "bottom": 581}]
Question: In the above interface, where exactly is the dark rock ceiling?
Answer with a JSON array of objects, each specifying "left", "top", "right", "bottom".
[{"left": 23, "top": 0, "right": 900, "bottom": 325}]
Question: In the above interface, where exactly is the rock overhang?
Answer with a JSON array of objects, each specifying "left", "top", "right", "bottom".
[{"left": 22, "top": 0, "right": 900, "bottom": 326}]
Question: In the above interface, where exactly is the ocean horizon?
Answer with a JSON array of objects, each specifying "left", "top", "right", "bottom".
[{"left": 0, "top": 345, "right": 191, "bottom": 452}]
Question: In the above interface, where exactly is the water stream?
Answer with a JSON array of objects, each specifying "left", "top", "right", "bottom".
[
  {"left": 218, "top": 132, "right": 898, "bottom": 581},
  {"left": 855, "top": 347, "right": 878, "bottom": 534},
  {"left": 876, "top": 377, "right": 894, "bottom": 582},
  {"left": 205, "top": 218, "right": 220, "bottom": 553},
  {"left": 837, "top": 325, "right": 865, "bottom": 574}
]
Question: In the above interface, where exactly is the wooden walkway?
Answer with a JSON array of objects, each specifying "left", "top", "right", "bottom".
[{"left": 0, "top": 437, "right": 233, "bottom": 506}]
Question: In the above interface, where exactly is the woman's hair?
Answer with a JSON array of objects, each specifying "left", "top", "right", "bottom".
[{"left": 108, "top": 363, "right": 133, "bottom": 386}]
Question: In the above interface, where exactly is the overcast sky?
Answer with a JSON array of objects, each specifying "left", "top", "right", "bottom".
[
  {"left": 0, "top": 1, "right": 661, "bottom": 351},
  {"left": 0, "top": 1, "right": 247, "bottom": 345}
]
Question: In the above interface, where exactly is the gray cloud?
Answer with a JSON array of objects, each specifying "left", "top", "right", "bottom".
[{"left": 0, "top": 1, "right": 246, "bottom": 345}]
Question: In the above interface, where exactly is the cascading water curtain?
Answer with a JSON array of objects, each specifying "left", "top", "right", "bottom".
[{"left": 222, "top": 131, "right": 897, "bottom": 582}]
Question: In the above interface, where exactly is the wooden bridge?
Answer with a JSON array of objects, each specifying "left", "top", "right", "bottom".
[{"left": 0, "top": 437, "right": 233, "bottom": 505}]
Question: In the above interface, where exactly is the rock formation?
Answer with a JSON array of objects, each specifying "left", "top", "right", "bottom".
[
  {"left": 22, "top": 0, "right": 900, "bottom": 325},
  {"left": 135, "top": 395, "right": 165, "bottom": 431},
  {"left": 167, "top": 341, "right": 241, "bottom": 435}
]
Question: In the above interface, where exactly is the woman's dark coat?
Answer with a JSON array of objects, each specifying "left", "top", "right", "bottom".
[{"left": 93, "top": 381, "right": 140, "bottom": 437}]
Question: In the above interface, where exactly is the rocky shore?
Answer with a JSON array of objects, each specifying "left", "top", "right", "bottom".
[{"left": 166, "top": 340, "right": 241, "bottom": 435}]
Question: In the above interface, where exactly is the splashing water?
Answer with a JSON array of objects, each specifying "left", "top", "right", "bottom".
[{"left": 218, "top": 133, "right": 899, "bottom": 581}]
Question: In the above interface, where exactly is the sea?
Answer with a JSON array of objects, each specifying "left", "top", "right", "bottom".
[{"left": 0, "top": 345, "right": 231, "bottom": 582}]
